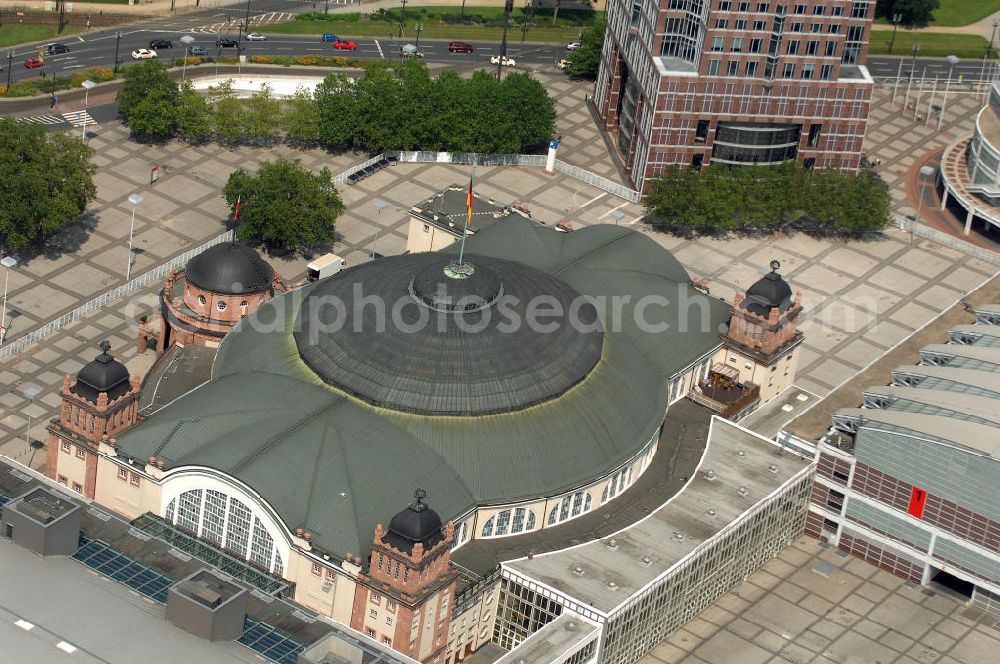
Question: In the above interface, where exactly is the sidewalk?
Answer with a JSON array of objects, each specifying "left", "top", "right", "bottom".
[{"left": 871, "top": 9, "right": 1000, "bottom": 39}]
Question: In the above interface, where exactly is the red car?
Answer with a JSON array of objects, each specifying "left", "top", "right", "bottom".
[
  {"left": 448, "top": 41, "right": 474, "bottom": 53},
  {"left": 24, "top": 57, "right": 44, "bottom": 69},
  {"left": 333, "top": 39, "right": 357, "bottom": 50}
]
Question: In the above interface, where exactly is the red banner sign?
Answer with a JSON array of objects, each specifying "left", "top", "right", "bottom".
[{"left": 908, "top": 486, "right": 927, "bottom": 519}]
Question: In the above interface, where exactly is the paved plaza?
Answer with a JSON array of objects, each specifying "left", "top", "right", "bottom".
[{"left": 640, "top": 537, "right": 1000, "bottom": 664}]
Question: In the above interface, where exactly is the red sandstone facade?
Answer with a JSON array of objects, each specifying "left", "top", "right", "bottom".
[{"left": 594, "top": 0, "right": 875, "bottom": 192}]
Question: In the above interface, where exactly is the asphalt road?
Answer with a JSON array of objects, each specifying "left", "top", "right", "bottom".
[{"left": 866, "top": 55, "right": 998, "bottom": 81}]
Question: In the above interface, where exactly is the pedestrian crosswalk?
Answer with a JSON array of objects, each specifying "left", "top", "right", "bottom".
[
  {"left": 62, "top": 110, "right": 95, "bottom": 127},
  {"left": 191, "top": 11, "right": 297, "bottom": 35},
  {"left": 14, "top": 110, "right": 95, "bottom": 128}
]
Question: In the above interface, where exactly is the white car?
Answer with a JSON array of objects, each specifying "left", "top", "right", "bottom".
[
  {"left": 490, "top": 55, "right": 516, "bottom": 67},
  {"left": 245, "top": 32, "right": 267, "bottom": 41},
  {"left": 566, "top": 42, "right": 581, "bottom": 50},
  {"left": 131, "top": 48, "right": 157, "bottom": 60}
]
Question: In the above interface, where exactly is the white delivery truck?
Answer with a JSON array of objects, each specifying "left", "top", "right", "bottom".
[{"left": 306, "top": 253, "right": 346, "bottom": 281}]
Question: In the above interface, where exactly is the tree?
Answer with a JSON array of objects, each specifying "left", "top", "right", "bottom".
[
  {"left": 314, "top": 74, "right": 358, "bottom": 148},
  {"left": 501, "top": 73, "right": 557, "bottom": 152},
  {"left": 175, "top": 80, "right": 212, "bottom": 144},
  {"left": 210, "top": 80, "right": 246, "bottom": 145},
  {"left": 876, "top": 0, "right": 940, "bottom": 28},
  {"left": 224, "top": 159, "right": 343, "bottom": 251},
  {"left": 0, "top": 118, "right": 97, "bottom": 250},
  {"left": 117, "top": 61, "right": 178, "bottom": 121},
  {"left": 567, "top": 13, "right": 605, "bottom": 79},
  {"left": 283, "top": 86, "right": 321, "bottom": 145},
  {"left": 245, "top": 84, "right": 282, "bottom": 146}
]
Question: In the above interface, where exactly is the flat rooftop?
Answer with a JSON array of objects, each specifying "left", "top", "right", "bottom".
[
  {"left": 494, "top": 614, "right": 599, "bottom": 664},
  {"left": 174, "top": 570, "right": 245, "bottom": 609},
  {"left": 13, "top": 487, "right": 78, "bottom": 524},
  {"left": 410, "top": 184, "right": 533, "bottom": 236},
  {"left": 782, "top": 274, "right": 1000, "bottom": 443},
  {"left": 139, "top": 343, "right": 217, "bottom": 415},
  {"left": 738, "top": 385, "right": 817, "bottom": 440},
  {"left": 504, "top": 417, "right": 810, "bottom": 616}
]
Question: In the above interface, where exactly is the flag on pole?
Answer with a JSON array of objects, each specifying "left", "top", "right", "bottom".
[
  {"left": 466, "top": 178, "right": 473, "bottom": 227},
  {"left": 233, "top": 195, "right": 242, "bottom": 222}
]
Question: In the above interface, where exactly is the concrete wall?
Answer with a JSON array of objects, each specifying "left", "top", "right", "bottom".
[{"left": 2, "top": 499, "right": 81, "bottom": 557}]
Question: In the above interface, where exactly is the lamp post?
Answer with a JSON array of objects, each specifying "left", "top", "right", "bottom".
[
  {"left": 414, "top": 23, "right": 423, "bottom": 49},
  {"left": 0, "top": 256, "right": 17, "bottom": 348},
  {"left": 522, "top": 0, "right": 532, "bottom": 44},
  {"left": 990, "top": 20, "right": 999, "bottom": 56},
  {"left": 5, "top": 51, "right": 12, "bottom": 90},
  {"left": 888, "top": 13, "right": 902, "bottom": 55},
  {"left": 372, "top": 200, "right": 388, "bottom": 259},
  {"left": 497, "top": 0, "right": 513, "bottom": 80},
  {"left": 400, "top": 0, "right": 408, "bottom": 38},
  {"left": 113, "top": 31, "right": 122, "bottom": 73},
  {"left": 914, "top": 164, "right": 936, "bottom": 244},
  {"left": 610, "top": 210, "right": 625, "bottom": 226},
  {"left": 939, "top": 54, "right": 960, "bottom": 130},
  {"left": 126, "top": 193, "right": 143, "bottom": 281},
  {"left": 23, "top": 386, "right": 40, "bottom": 447},
  {"left": 180, "top": 35, "right": 195, "bottom": 80},
  {"left": 80, "top": 79, "right": 96, "bottom": 141}
]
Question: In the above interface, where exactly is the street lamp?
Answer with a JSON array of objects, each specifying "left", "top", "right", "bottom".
[
  {"left": 126, "top": 193, "right": 143, "bottom": 280},
  {"left": 23, "top": 386, "right": 41, "bottom": 447},
  {"left": 991, "top": 20, "right": 999, "bottom": 56},
  {"left": 914, "top": 164, "right": 936, "bottom": 243},
  {"left": 180, "top": 35, "right": 195, "bottom": 80},
  {"left": 5, "top": 51, "right": 12, "bottom": 90},
  {"left": 80, "top": 79, "right": 96, "bottom": 142},
  {"left": 888, "top": 13, "right": 902, "bottom": 55},
  {"left": 0, "top": 256, "right": 17, "bottom": 348},
  {"left": 113, "top": 31, "right": 122, "bottom": 73},
  {"left": 372, "top": 200, "right": 388, "bottom": 259},
  {"left": 497, "top": 0, "right": 514, "bottom": 80},
  {"left": 414, "top": 23, "right": 423, "bottom": 49},
  {"left": 610, "top": 210, "right": 625, "bottom": 226}
]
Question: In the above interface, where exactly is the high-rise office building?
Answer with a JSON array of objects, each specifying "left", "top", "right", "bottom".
[{"left": 594, "top": 0, "right": 875, "bottom": 192}]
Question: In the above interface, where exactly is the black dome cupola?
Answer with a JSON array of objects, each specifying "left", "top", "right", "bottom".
[
  {"left": 385, "top": 489, "right": 444, "bottom": 554},
  {"left": 185, "top": 242, "right": 274, "bottom": 295},
  {"left": 742, "top": 260, "right": 793, "bottom": 317},
  {"left": 72, "top": 340, "right": 131, "bottom": 403}
]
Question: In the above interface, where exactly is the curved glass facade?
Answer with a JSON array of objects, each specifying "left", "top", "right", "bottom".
[
  {"left": 966, "top": 83, "right": 1000, "bottom": 200},
  {"left": 711, "top": 122, "right": 801, "bottom": 165}
]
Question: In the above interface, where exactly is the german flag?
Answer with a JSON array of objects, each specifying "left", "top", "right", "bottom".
[{"left": 466, "top": 177, "right": 473, "bottom": 227}]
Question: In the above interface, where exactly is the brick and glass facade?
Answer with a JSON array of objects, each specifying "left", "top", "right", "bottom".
[
  {"left": 594, "top": 0, "right": 875, "bottom": 192},
  {"left": 805, "top": 305, "right": 1000, "bottom": 616}
]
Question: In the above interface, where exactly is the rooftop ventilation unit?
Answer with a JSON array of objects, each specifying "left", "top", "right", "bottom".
[
  {"left": 737, "top": 486, "right": 749, "bottom": 497},
  {"left": 571, "top": 565, "right": 585, "bottom": 576},
  {"left": 706, "top": 508, "right": 717, "bottom": 517},
  {"left": 606, "top": 581, "right": 618, "bottom": 591},
  {"left": 767, "top": 463, "right": 779, "bottom": 473},
  {"left": 607, "top": 538, "right": 618, "bottom": 550},
  {"left": 704, "top": 469, "right": 717, "bottom": 481},
  {"left": 641, "top": 555, "right": 652, "bottom": 566},
  {"left": 672, "top": 532, "right": 685, "bottom": 542}
]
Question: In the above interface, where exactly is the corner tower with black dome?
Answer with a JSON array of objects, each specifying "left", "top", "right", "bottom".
[
  {"left": 722, "top": 261, "right": 804, "bottom": 404},
  {"left": 353, "top": 489, "right": 457, "bottom": 663},
  {"left": 139, "top": 241, "right": 287, "bottom": 353},
  {"left": 45, "top": 341, "right": 142, "bottom": 498}
]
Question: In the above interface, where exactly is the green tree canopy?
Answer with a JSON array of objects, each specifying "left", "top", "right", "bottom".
[
  {"left": 567, "top": 13, "right": 606, "bottom": 79},
  {"left": 876, "top": 0, "right": 940, "bottom": 28},
  {"left": 117, "top": 61, "right": 179, "bottom": 135},
  {"left": 283, "top": 86, "right": 322, "bottom": 145},
  {"left": 646, "top": 163, "right": 891, "bottom": 237},
  {"left": 175, "top": 79, "right": 213, "bottom": 144},
  {"left": 224, "top": 159, "right": 343, "bottom": 251},
  {"left": 0, "top": 118, "right": 97, "bottom": 251}
]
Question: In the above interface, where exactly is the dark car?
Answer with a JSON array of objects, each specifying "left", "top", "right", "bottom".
[
  {"left": 322, "top": 33, "right": 342, "bottom": 43},
  {"left": 46, "top": 43, "right": 70, "bottom": 55},
  {"left": 149, "top": 39, "right": 173, "bottom": 50},
  {"left": 215, "top": 37, "right": 238, "bottom": 48},
  {"left": 189, "top": 45, "right": 207, "bottom": 56},
  {"left": 448, "top": 41, "right": 474, "bottom": 53}
]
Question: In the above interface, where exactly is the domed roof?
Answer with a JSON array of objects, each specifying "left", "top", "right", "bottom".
[
  {"left": 72, "top": 340, "right": 131, "bottom": 402},
  {"left": 184, "top": 242, "right": 274, "bottom": 295},
  {"left": 385, "top": 489, "right": 444, "bottom": 554},
  {"left": 743, "top": 261, "right": 793, "bottom": 317},
  {"left": 293, "top": 252, "right": 604, "bottom": 416}
]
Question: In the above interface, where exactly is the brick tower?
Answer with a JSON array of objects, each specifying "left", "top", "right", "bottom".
[
  {"left": 45, "top": 340, "right": 141, "bottom": 497},
  {"left": 721, "top": 261, "right": 804, "bottom": 404},
  {"left": 352, "top": 489, "right": 458, "bottom": 663}
]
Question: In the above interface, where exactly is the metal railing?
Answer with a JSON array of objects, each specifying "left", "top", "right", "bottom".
[
  {"left": 331, "top": 153, "right": 389, "bottom": 186},
  {"left": 554, "top": 160, "right": 642, "bottom": 202},
  {"left": 1, "top": 230, "right": 234, "bottom": 361},
  {"left": 892, "top": 213, "right": 1000, "bottom": 265}
]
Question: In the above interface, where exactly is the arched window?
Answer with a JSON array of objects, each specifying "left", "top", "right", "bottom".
[
  {"left": 495, "top": 510, "right": 511, "bottom": 536},
  {"left": 548, "top": 491, "right": 593, "bottom": 527},
  {"left": 164, "top": 489, "right": 283, "bottom": 575},
  {"left": 525, "top": 511, "right": 536, "bottom": 531},
  {"left": 217, "top": 300, "right": 227, "bottom": 311},
  {"left": 511, "top": 508, "right": 525, "bottom": 533},
  {"left": 481, "top": 517, "right": 494, "bottom": 538}
]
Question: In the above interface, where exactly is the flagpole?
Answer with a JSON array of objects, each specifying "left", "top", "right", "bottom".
[{"left": 458, "top": 161, "right": 475, "bottom": 267}]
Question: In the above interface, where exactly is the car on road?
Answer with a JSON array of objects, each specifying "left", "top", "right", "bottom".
[
  {"left": 400, "top": 44, "right": 424, "bottom": 58},
  {"left": 149, "top": 39, "right": 173, "bottom": 50},
  {"left": 322, "top": 33, "right": 342, "bottom": 43},
  {"left": 448, "top": 41, "right": 474, "bottom": 53},
  {"left": 566, "top": 42, "right": 581, "bottom": 50},
  {"left": 245, "top": 32, "right": 267, "bottom": 41},
  {"left": 131, "top": 49, "right": 158, "bottom": 60},
  {"left": 46, "top": 43, "right": 70, "bottom": 55},
  {"left": 24, "top": 57, "right": 44, "bottom": 69},
  {"left": 490, "top": 55, "right": 516, "bottom": 67},
  {"left": 216, "top": 37, "right": 238, "bottom": 48},
  {"left": 332, "top": 39, "right": 357, "bottom": 50},
  {"left": 556, "top": 58, "right": 571, "bottom": 70},
  {"left": 189, "top": 45, "right": 207, "bottom": 56}
]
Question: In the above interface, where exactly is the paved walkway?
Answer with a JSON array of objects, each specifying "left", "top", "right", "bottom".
[
  {"left": 870, "top": 8, "right": 1000, "bottom": 38},
  {"left": 640, "top": 537, "right": 1000, "bottom": 664}
]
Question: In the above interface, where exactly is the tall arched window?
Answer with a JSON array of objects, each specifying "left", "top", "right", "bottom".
[
  {"left": 547, "top": 491, "right": 593, "bottom": 527},
  {"left": 481, "top": 517, "right": 494, "bottom": 538},
  {"left": 480, "top": 508, "right": 538, "bottom": 538},
  {"left": 164, "top": 489, "right": 283, "bottom": 575}
]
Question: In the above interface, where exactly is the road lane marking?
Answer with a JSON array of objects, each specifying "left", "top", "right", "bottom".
[{"left": 375, "top": 39, "right": 384, "bottom": 59}]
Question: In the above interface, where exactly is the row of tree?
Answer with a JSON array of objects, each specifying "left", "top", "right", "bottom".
[
  {"left": 645, "top": 163, "right": 892, "bottom": 237},
  {"left": 117, "top": 60, "right": 557, "bottom": 154},
  {"left": 0, "top": 118, "right": 96, "bottom": 251},
  {"left": 876, "top": 0, "right": 940, "bottom": 28}
]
